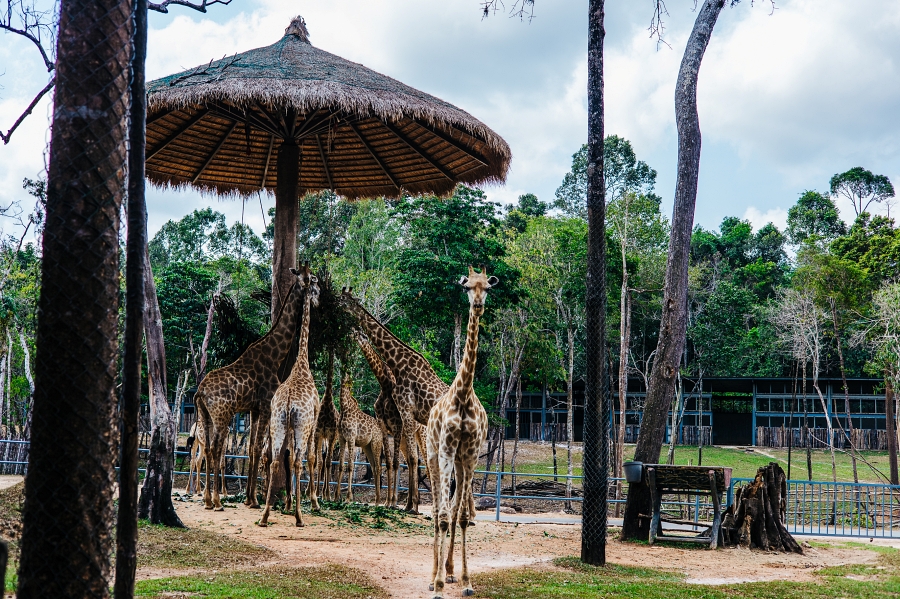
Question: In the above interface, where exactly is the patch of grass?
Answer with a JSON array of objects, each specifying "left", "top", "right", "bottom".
[
  {"left": 134, "top": 564, "right": 388, "bottom": 599},
  {"left": 313, "top": 500, "right": 427, "bottom": 532},
  {"left": 137, "top": 519, "right": 272, "bottom": 569},
  {"left": 473, "top": 554, "right": 900, "bottom": 599}
]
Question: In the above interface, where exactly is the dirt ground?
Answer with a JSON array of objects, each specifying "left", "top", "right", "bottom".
[{"left": 163, "top": 491, "right": 890, "bottom": 599}]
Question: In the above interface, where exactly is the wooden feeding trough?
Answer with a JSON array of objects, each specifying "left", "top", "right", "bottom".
[{"left": 644, "top": 464, "right": 730, "bottom": 549}]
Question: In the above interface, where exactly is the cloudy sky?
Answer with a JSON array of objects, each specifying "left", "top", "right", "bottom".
[{"left": 1, "top": 0, "right": 898, "bottom": 242}]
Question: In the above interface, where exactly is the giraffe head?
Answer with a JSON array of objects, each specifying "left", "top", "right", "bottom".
[
  {"left": 339, "top": 286, "right": 363, "bottom": 320},
  {"left": 291, "top": 262, "right": 320, "bottom": 307},
  {"left": 458, "top": 265, "right": 499, "bottom": 316}
]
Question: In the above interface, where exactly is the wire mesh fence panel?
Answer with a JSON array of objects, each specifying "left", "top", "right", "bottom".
[{"left": 15, "top": 0, "right": 133, "bottom": 596}]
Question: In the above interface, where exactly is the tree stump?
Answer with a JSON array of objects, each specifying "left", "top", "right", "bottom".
[{"left": 722, "top": 462, "right": 802, "bottom": 553}]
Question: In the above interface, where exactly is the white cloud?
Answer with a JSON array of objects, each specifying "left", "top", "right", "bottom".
[{"left": 742, "top": 206, "right": 788, "bottom": 233}]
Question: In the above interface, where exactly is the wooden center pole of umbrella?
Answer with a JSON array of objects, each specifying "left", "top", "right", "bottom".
[{"left": 273, "top": 139, "right": 300, "bottom": 321}]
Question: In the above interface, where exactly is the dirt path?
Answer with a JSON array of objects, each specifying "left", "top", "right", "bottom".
[{"left": 162, "top": 494, "right": 882, "bottom": 598}]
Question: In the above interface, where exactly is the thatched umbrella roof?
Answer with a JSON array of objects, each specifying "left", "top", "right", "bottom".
[{"left": 145, "top": 17, "right": 511, "bottom": 199}]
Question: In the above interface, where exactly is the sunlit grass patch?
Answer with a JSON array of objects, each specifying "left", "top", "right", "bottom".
[
  {"left": 137, "top": 519, "right": 272, "bottom": 569},
  {"left": 472, "top": 554, "right": 900, "bottom": 599},
  {"left": 135, "top": 564, "right": 388, "bottom": 599}
]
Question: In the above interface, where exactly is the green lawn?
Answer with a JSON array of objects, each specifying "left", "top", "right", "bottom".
[
  {"left": 472, "top": 551, "right": 900, "bottom": 599},
  {"left": 499, "top": 445, "right": 893, "bottom": 483},
  {"left": 135, "top": 565, "right": 388, "bottom": 599}
]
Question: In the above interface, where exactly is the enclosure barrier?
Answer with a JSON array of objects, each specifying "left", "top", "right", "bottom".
[
  {"left": 729, "top": 477, "right": 900, "bottom": 538},
  {"left": 6, "top": 441, "right": 896, "bottom": 538}
]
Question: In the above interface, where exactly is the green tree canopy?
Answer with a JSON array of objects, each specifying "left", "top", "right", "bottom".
[
  {"left": 554, "top": 135, "right": 657, "bottom": 219},
  {"left": 830, "top": 167, "right": 895, "bottom": 217},
  {"left": 786, "top": 190, "right": 847, "bottom": 246}
]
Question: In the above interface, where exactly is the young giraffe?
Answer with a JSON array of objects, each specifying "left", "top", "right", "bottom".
[
  {"left": 313, "top": 350, "right": 341, "bottom": 501},
  {"left": 341, "top": 289, "right": 449, "bottom": 513},
  {"left": 195, "top": 264, "right": 309, "bottom": 511},
  {"left": 336, "top": 372, "right": 384, "bottom": 504},
  {"left": 353, "top": 329, "right": 426, "bottom": 508},
  {"left": 259, "top": 268, "right": 321, "bottom": 527},
  {"left": 428, "top": 266, "right": 496, "bottom": 598}
]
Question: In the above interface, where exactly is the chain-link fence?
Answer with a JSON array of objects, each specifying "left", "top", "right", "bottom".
[{"left": 16, "top": 0, "right": 134, "bottom": 596}]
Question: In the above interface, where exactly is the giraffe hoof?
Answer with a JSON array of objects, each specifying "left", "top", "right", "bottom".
[
  {"left": 295, "top": 522, "right": 304, "bottom": 528},
  {"left": 214, "top": 506, "right": 225, "bottom": 512},
  {"left": 446, "top": 575, "right": 457, "bottom": 583},
  {"left": 247, "top": 504, "right": 261, "bottom": 509},
  {"left": 428, "top": 584, "right": 434, "bottom": 591},
  {"left": 462, "top": 588, "right": 475, "bottom": 596},
  {"left": 203, "top": 505, "right": 214, "bottom": 510}
]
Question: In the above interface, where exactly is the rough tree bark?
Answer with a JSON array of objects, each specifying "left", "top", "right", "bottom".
[
  {"left": 722, "top": 463, "right": 802, "bottom": 553},
  {"left": 17, "top": 0, "right": 131, "bottom": 593},
  {"left": 621, "top": 0, "right": 725, "bottom": 541},
  {"left": 581, "top": 0, "right": 608, "bottom": 566},
  {"left": 116, "top": 0, "right": 147, "bottom": 594},
  {"left": 138, "top": 244, "right": 185, "bottom": 527}
]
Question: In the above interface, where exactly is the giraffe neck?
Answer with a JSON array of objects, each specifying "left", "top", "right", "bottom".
[
  {"left": 357, "top": 335, "right": 393, "bottom": 393},
  {"left": 454, "top": 305, "right": 482, "bottom": 397},
  {"left": 340, "top": 384, "right": 359, "bottom": 414},
  {"left": 292, "top": 287, "right": 313, "bottom": 374},
  {"left": 358, "top": 307, "right": 433, "bottom": 378},
  {"left": 255, "top": 282, "right": 302, "bottom": 367}
]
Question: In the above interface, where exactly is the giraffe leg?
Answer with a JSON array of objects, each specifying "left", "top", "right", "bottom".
[
  {"left": 391, "top": 435, "right": 401, "bottom": 507},
  {"left": 291, "top": 421, "right": 306, "bottom": 527},
  {"left": 459, "top": 461, "right": 475, "bottom": 596},
  {"left": 403, "top": 420, "right": 420, "bottom": 514},
  {"left": 445, "top": 461, "right": 464, "bottom": 583},
  {"left": 246, "top": 412, "right": 267, "bottom": 509},
  {"left": 259, "top": 422, "right": 287, "bottom": 526},
  {"left": 306, "top": 429, "right": 320, "bottom": 512},
  {"left": 210, "top": 429, "right": 226, "bottom": 511},
  {"left": 427, "top": 430, "right": 442, "bottom": 592},
  {"left": 364, "top": 441, "right": 382, "bottom": 506},
  {"left": 432, "top": 437, "right": 456, "bottom": 598},
  {"left": 328, "top": 433, "right": 341, "bottom": 501},
  {"left": 244, "top": 414, "right": 259, "bottom": 506}
]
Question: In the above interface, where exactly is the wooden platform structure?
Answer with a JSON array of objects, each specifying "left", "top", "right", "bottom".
[{"left": 646, "top": 464, "right": 727, "bottom": 549}]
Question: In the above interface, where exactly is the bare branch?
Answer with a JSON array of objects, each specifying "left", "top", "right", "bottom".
[
  {"left": 0, "top": 0, "right": 56, "bottom": 71},
  {"left": 148, "top": 0, "right": 231, "bottom": 14},
  {"left": 650, "top": 0, "right": 777, "bottom": 50},
  {"left": 166, "top": 54, "right": 239, "bottom": 87},
  {"left": 480, "top": 0, "right": 534, "bottom": 22},
  {"left": 1, "top": 77, "right": 54, "bottom": 145}
]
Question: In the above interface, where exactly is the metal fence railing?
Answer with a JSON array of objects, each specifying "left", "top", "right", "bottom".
[
  {"left": 5, "top": 440, "right": 899, "bottom": 538},
  {"left": 730, "top": 477, "right": 900, "bottom": 538}
]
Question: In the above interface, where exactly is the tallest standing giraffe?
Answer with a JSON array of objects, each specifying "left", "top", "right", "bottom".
[
  {"left": 195, "top": 264, "right": 311, "bottom": 511},
  {"left": 341, "top": 290, "right": 448, "bottom": 513},
  {"left": 428, "top": 266, "right": 496, "bottom": 598}
]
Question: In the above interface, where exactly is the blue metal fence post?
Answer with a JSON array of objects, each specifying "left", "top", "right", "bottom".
[{"left": 495, "top": 469, "right": 502, "bottom": 521}]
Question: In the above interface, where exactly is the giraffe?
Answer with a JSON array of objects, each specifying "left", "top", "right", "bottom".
[
  {"left": 195, "top": 264, "right": 310, "bottom": 511},
  {"left": 336, "top": 372, "right": 384, "bottom": 504},
  {"left": 353, "top": 329, "right": 426, "bottom": 508},
  {"left": 340, "top": 289, "right": 449, "bottom": 513},
  {"left": 313, "top": 350, "right": 341, "bottom": 501},
  {"left": 428, "top": 266, "right": 496, "bottom": 598},
  {"left": 259, "top": 268, "right": 321, "bottom": 527}
]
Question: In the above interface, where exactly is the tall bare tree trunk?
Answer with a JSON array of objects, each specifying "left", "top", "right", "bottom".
[
  {"left": 581, "top": 0, "right": 609, "bottom": 566},
  {"left": 18, "top": 0, "right": 131, "bottom": 591},
  {"left": 617, "top": 289, "right": 631, "bottom": 481},
  {"left": 829, "top": 301, "right": 858, "bottom": 483},
  {"left": 138, "top": 245, "right": 184, "bottom": 528},
  {"left": 511, "top": 378, "right": 522, "bottom": 495},
  {"left": 622, "top": 0, "right": 725, "bottom": 541},
  {"left": 885, "top": 370, "right": 898, "bottom": 485}
]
